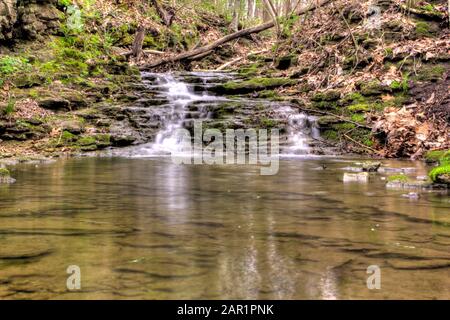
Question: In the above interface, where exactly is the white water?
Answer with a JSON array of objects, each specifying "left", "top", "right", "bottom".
[
  {"left": 133, "top": 73, "right": 225, "bottom": 157},
  {"left": 131, "top": 73, "right": 320, "bottom": 157}
]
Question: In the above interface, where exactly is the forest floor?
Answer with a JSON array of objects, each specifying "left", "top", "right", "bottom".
[{"left": 0, "top": 0, "right": 449, "bottom": 164}]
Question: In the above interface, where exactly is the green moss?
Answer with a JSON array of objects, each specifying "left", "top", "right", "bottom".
[
  {"left": 323, "top": 130, "right": 338, "bottom": 140},
  {"left": 415, "top": 21, "right": 431, "bottom": 36},
  {"left": 215, "top": 78, "right": 296, "bottom": 94},
  {"left": 311, "top": 90, "right": 341, "bottom": 102},
  {"left": 347, "top": 104, "right": 370, "bottom": 112},
  {"left": 0, "top": 168, "right": 11, "bottom": 177},
  {"left": 77, "top": 136, "right": 96, "bottom": 146},
  {"left": 416, "top": 65, "right": 445, "bottom": 82},
  {"left": 425, "top": 150, "right": 445, "bottom": 163},
  {"left": 360, "top": 80, "right": 387, "bottom": 96},
  {"left": 3, "top": 99, "right": 15, "bottom": 115},
  {"left": 342, "top": 92, "right": 367, "bottom": 104},
  {"left": 390, "top": 77, "right": 409, "bottom": 92},
  {"left": 332, "top": 123, "right": 356, "bottom": 130},
  {"left": 259, "top": 118, "right": 278, "bottom": 128},
  {"left": 429, "top": 164, "right": 450, "bottom": 183},
  {"left": 351, "top": 114, "right": 365, "bottom": 123},
  {"left": 257, "top": 90, "right": 279, "bottom": 99},
  {"left": 61, "top": 130, "right": 77, "bottom": 142},
  {"left": 388, "top": 174, "right": 408, "bottom": 182}
]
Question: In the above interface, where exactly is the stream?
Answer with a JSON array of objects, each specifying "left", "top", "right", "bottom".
[{"left": 0, "top": 72, "right": 449, "bottom": 299}]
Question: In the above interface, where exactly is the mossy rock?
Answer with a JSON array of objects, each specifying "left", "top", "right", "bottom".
[
  {"left": 413, "top": 20, "right": 440, "bottom": 38},
  {"left": 212, "top": 78, "right": 296, "bottom": 94},
  {"left": 429, "top": 164, "right": 450, "bottom": 184},
  {"left": 347, "top": 104, "right": 371, "bottom": 112},
  {"left": 311, "top": 90, "right": 341, "bottom": 102},
  {"left": 416, "top": 65, "right": 446, "bottom": 82},
  {"left": 0, "top": 168, "right": 10, "bottom": 177},
  {"left": 77, "top": 136, "right": 96, "bottom": 147},
  {"left": 359, "top": 80, "right": 390, "bottom": 96},
  {"left": 424, "top": 149, "right": 449, "bottom": 164},
  {"left": 13, "top": 74, "right": 46, "bottom": 88}
]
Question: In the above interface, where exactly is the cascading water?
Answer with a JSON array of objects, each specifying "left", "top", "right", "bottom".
[
  {"left": 126, "top": 72, "right": 322, "bottom": 157},
  {"left": 281, "top": 108, "right": 321, "bottom": 156},
  {"left": 131, "top": 72, "right": 228, "bottom": 156}
]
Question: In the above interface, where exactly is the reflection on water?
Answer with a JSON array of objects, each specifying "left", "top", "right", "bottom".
[{"left": 0, "top": 157, "right": 449, "bottom": 299}]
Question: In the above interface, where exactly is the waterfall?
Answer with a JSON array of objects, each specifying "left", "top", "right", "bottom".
[
  {"left": 280, "top": 108, "right": 320, "bottom": 156},
  {"left": 132, "top": 73, "right": 227, "bottom": 157},
  {"left": 126, "top": 72, "right": 321, "bottom": 158}
]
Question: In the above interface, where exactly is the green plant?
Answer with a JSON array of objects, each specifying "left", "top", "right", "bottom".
[
  {"left": 0, "top": 56, "right": 30, "bottom": 75},
  {"left": 3, "top": 99, "right": 15, "bottom": 115}
]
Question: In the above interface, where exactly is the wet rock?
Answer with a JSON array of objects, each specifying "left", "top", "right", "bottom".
[
  {"left": 60, "top": 120, "right": 83, "bottom": 135},
  {"left": 38, "top": 97, "right": 70, "bottom": 111},
  {"left": 386, "top": 179, "right": 439, "bottom": 189},
  {"left": 379, "top": 167, "right": 417, "bottom": 174},
  {"left": 0, "top": 167, "right": 15, "bottom": 184},
  {"left": 359, "top": 80, "right": 390, "bottom": 96},
  {"left": 111, "top": 135, "right": 136, "bottom": 147},
  {"left": 361, "top": 161, "right": 381, "bottom": 172},
  {"left": 402, "top": 192, "right": 420, "bottom": 199},
  {"left": 341, "top": 166, "right": 363, "bottom": 172},
  {"left": 0, "top": 0, "right": 17, "bottom": 41},
  {"left": 14, "top": 74, "right": 45, "bottom": 88},
  {"left": 343, "top": 172, "right": 369, "bottom": 183},
  {"left": 275, "top": 54, "right": 297, "bottom": 70},
  {"left": 210, "top": 78, "right": 297, "bottom": 94}
]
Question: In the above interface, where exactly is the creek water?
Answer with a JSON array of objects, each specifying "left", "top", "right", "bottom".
[
  {"left": 0, "top": 158, "right": 449, "bottom": 299},
  {"left": 0, "top": 73, "right": 449, "bottom": 300}
]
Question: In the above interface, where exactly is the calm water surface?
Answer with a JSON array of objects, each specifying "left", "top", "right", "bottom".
[{"left": 0, "top": 157, "right": 449, "bottom": 299}]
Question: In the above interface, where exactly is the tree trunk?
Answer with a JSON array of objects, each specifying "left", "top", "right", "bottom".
[
  {"left": 132, "top": 25, "right": 146, "bottom": 60},
  {"left": 230, "top": 0, "right": 241, "bottom": 31},
  {"left": 150, "top": 0, "right": 175, "bottom": 26}
]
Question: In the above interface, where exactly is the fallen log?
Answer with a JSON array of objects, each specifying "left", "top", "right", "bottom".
[{"left": 139, "top": 0, "right": 331, "bottom": 70}]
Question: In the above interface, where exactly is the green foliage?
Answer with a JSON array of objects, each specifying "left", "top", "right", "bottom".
[
  {"left": 58, "top": 0, "right": 72, "bottom": 7},
  {"left": 0, "top": 56, "right": 30, "bottom": 75},
  {"left": 390, "top": 75, "right": 409, "bottom": 92},
  {"left": 416, "top": 65, "right": 445, "bottom": 81}
]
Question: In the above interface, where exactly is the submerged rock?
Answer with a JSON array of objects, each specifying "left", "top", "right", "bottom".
[
  {"left": 0, "top": 167, "right": 15, "bottom": 184},
  {"left": 361, "top": 161, "right": 381, "bottom": 172},
  {"left": 402, "top": 192, "right": 420, "bottom": 199},
  {"left": 343, "top": 172, "right": 369, "bottom": 183}
]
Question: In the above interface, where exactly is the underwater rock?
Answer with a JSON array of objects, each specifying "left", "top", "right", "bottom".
[
  {"left": 343, "top": 172, "right": 369, "bottom": 183},
  {"left": 361, "top": 161, "right": 382, "bottom": 172},
  {"left": 0, "top": 167, "right": 15, "bottom": 184}
]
